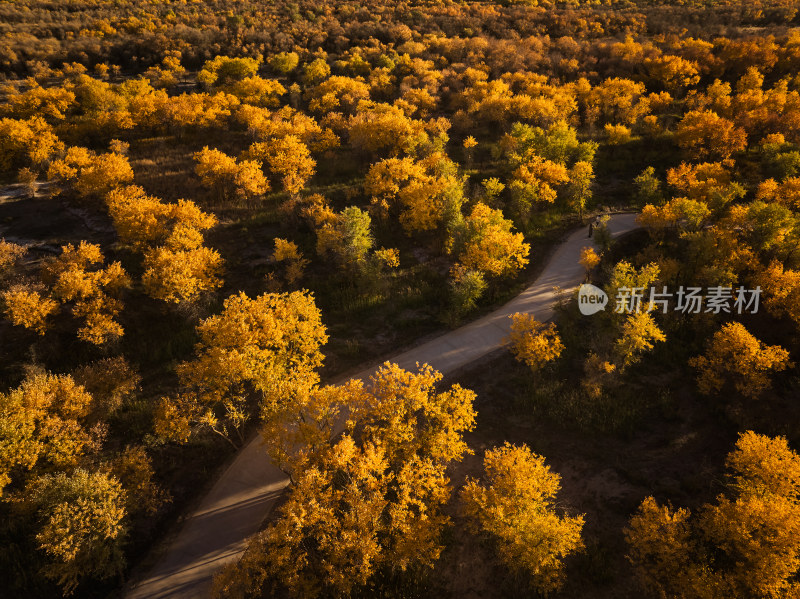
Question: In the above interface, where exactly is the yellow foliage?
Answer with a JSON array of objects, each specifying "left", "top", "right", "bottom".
[
  {"left": 245, "top": 135, "right": 315, "bottom": 196},
  {"left": 638, "top": 197, "right": 711, "bottom": 232},
  {"left": 47, "top": 146, "right": 134, "bottom": 198},
  {"left": 674, "top": 109, "right": 748, "bottom": 161},
  {"left": 315, "top": 205, "right": 374, "bottom": 270},
  {"left": 153, "top": 394, "right": 195, "bottom": 443},
  {"left": 172, "top": 291, "right": 328, "bottom": 443},
  {"left": 24, "top": 469, "right": 126, "bottom": 594},
  {"left": 1, "top": 80, "right": 75, "bottom": 121},
  {"left": 107, "top": 186, "right": 223, "bottom": 305},
  {"left": 584, "top": 77, "right": 651, "bottom": 126},
  {"left": 194, "top": 146, "right": 269, "bottom": 202},
  {"left": 72, "top": 357, "right": 140, "bottom": 420},
  {"left": 756, "top": 177, "right": 800, "bottom": 210},
  {"left": 0, "top": 238, "right": 25, "bottom": 276},
  {"left": 604, "top": 123, "right": 632, "bottom": 145},
  {"left": 689, "top": 322, "right": 791, "bottom": 399},
  {"left": 217, "top": 362, "right": 476, "bottom": 598},
  {"left": 142, "top": 245, "right": 224, "bottom": 304},
  {"left": 351, "top": 362, "right": 477, "bottom": 465},
  {"left": 461, "top": 443, "right": 584, "bottom": 593},
  {"left": 106, "top": 445, "right": 168, "bottom": 516},
  {"left": 614, "top": 312, "right": 666, "bottom": 369},
  {"left": 2, "top": 285, "right": 59, "bottom": 334},
  {"left": 508, "top": 154, "right": 569, "bottom": 221},
  {"left": 0, "top": 116, "right": 64, "bottom": 171},
  {"left": 365, "top": 154, "right": 464, "bottom": 234},
  {"left": 273, "top": 237, "right": 300, "bottom": 262},
  {"left": 756, "top": 260, "right": 800, "bottom": 326},
  {"left": 455, "top": 202, "right": 530, "bottom": 277},
  {"left": 507, "top": 313, "right": 564, "bottom": 372},
  {"left": 163, "top": 91, "right": 240, "bottom": 130},
  {"left": 374, "top": 247, "right": 400, "bottom": 268},
  {"left": 581, "top": 352, "right": 617, "bottom": 399},
  {"left": 626, "top": 431, "right": 800, "bottom": 599},
  {"left": 223, "top": 76, "right": 285, "bottom": 107},
  {"left": 625, "top": 497, "right": 697, "bottom": 598},
  {"left": 34, "top": 241, "right": 131, "bottom": 345},
  {"left": 0, "top": 373, "right": 96, "bottom": 496},
  {"left": 579, "top": 246, "right": 601, "bottom": 271},
  {"left": 667, "top": 161, "right": 732, "bottom": 201},
  {"left": 273, "top": 238, "right": 308, "bottom": 286},
  {"left": 306, "top": 75, "right": 370, "bottom": 114},
  {"left": 106, "top": 185, "right": 173, "bottom": 250},
  {"left": 198, "top": 55, "right": 262, "bottom": 89},
  {"left": 347, "top": 101, "right": 429, "bottom": 157}
]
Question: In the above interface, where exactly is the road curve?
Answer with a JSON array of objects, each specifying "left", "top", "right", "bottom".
[{"left": 125, "top": 213, "right": 640, "bottom": 599}]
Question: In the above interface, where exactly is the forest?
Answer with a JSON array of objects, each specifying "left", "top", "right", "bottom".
[{"left": 1, "top": 0, "right": 800, "bottom": 597}]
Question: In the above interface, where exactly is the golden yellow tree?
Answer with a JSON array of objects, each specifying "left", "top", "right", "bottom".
[
  {"left": 197, "top": 55, "right": 262, "bottom": 89},
  {"left": 214, "top": 362, "right": 476, "bottom": 598},
  {"left": 2, "top": 285, "right": 59, "bottom": 335},
  {"left": 22, "top": 469, "right": 127, "bottom": 594},
  {"left": 272, "top": 237, "right": 308, "bottom": 287},
  {"left": 315, "top": 206, "right": 374, "bottom": 272},
  {"left": 245, "top": 135, "right": 315, "bottom": 197},
  {"left": 508, "top": 155, "right": 570, "bottom": 223},
  {"left": 1, "top": 80, "right": 75, "bottom": 121},
  {"left": 3, "top": 242, "right": 130, "bottom": 345},
  {"left": 157, "top": 291, "right": 328, "bottom": 445},
  {"left": 507, "top": 313, "right": 564, "bottom": 373},
  {"left": 105, "top": 445, "right": 168, "bottom": 517},
  {"left": 47, "top": 146, "right": 134, "bottom": 199},
  {"left": 756, "top": 260, "right": 800, "bottom": 326},
  {"left": 0, "top": 239, "right": 25, "bottom": 277},
  {"left": 579, "top": 246, "right": 601, "bottom": 273},
  {"left": 347, "top": 101, "right": 429, "bottom": 157},
  {"left": 305, "top": 75, "right": 370, "bottom": 114},
  {"left": 350, "top": 362, "right": 477, "bottom": 466},
  {"left": 142, "top": 245, "right": 224, "bottom": 305},
  {"left": 0, "top": 116, "right": 64, "bottom": 172},
  {"left": 224, "top": 76, "right": 285, "bottom": 108},
  {"left": 106, "top": 185, "right": 225, "bottom": 305},
  {"left": 461, "top": 443, "right": 585, "bottom": 593},
  {"left": 194, "top": 146, "right": 269, "bottom": 203},
  {"left": 44, "top": 242, "right": 130, "bottom": 344},
  {"left": 637, "top": 197, "right": 711, "bottom": 233},
  {"left": 626, "top": 431, "right": 800, "bottom": 599},
  {"left": 451, "top": 202, "right": 530, "bottom": 277},
  {"left": 0, "top": 373, "right": 96, "bottom": 495},
  {"left": 106, "top": 185, "right": 190, "bottom": 250},
  {"left": 72, "top": 356, "right": 140, "bottom": 422},
  {"left": 604, "top": 123, "right": 632, "bottom": 145},
  {"left": 613, "top": 312, "right": 666, "bottom": 370},
  {"left": 674, "top": 110, "right": 748, "bottom": 161},
  {"left": 365, "top": 153, "right": 465, "bottom": 235},
  {"left": 689, "top": 322, "right": 791, "bottom": 399}
]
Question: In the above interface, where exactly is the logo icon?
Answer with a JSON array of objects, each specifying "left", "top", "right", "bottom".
[{"left": 578, "top": 284, "right": 608, "bottom": 316}]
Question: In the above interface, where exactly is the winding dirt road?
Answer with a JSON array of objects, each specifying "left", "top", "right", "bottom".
[{"left": 126, "top": 213, "right": 639, "bottom": 599}]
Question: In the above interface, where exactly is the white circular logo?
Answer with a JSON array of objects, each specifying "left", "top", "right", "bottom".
[{"left": 578, "top": 284, "right": 608, "bottom": 316}]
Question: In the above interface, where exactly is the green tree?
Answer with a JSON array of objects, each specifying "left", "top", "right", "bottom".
[
  {"left": 633, "top": 167, "right": 664, "bottom": 207},
  {"left": 315, "top": 206, "right": 375, "bottom": 272}
]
